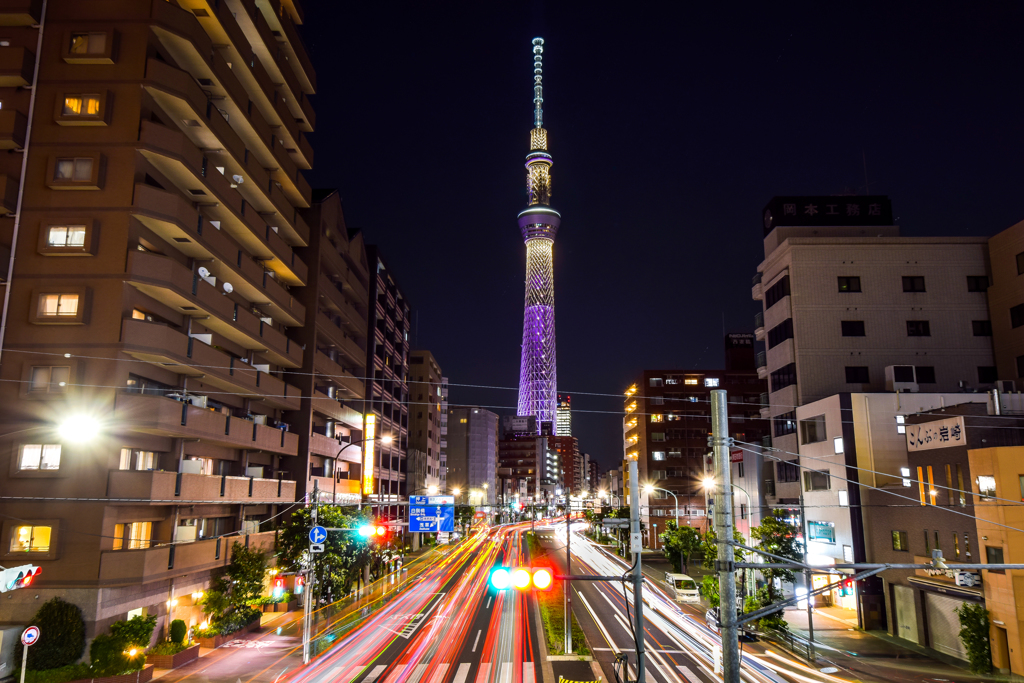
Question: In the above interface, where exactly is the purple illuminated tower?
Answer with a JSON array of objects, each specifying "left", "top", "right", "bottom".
[{"left": 516, "top": 37, "right": 560, "bottom": 429}]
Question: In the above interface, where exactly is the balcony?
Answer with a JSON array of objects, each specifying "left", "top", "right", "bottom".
[
  {"left": 131, "top": 182, "right": 305, "bottom": 327},
  {"left": 308, "top": 477, "right": 360, "bottom": 505},
  {"left": 121, "top": 318, "right": 301, "bottom": 410},
  {"left": 311, "top": 388, "right": 363, "bottom": 425},
  {"left": 754, "top": 311, "right": 765, "bottom": 341},
  {"left": 752, "top": 272, "right": 763, "bottom": 301},
  {"left": 126, "top": 250, "right": 303, "bottom": 367},
  {"left": 319, "top": 272, "right": 364, "bottom": 330},
  {"left": 0, "top": 0, "right": 41, "bottom": 25},
  {"left": 0, "top": 47, "right": 33, "bottom": 87},
  {"left": 107, "top": 470, "right": 296, "bottom": 505},
  {"left": 0, "top": 110, "right": 26, "bottom": 150},
  {"left": 0, "top": 174, "right": 17, "bottom": 215},
  {"left": 98, "top": 530, "right": 276, "bottom": 586},
  {"left": 115, "top": 392, "right": 299, "bottom": 456},
  {"left": 313, "top": 349, "right": 365, "bottom": 400},
  {"left": 317, "top": 311, "right": 366, "bottom": 368},
  {"left": 756, "top": 351, "right": 768, "bottom": 380},
  {"left": 759, "top": 392, "right": 770, "bottom": 419}
]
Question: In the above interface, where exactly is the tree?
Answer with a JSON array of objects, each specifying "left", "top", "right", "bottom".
[
  {"left": 202, "top": 542, "right": 268, "bottom": 623},
  {"left": 659, "top": 521, "right": 702, "bottom": 573},
  {"left": 278, "top": 505, "right": 378, "bottom": 601},
  {"left": 700, "top": 526, "right": 746, "bottom": 570},
  {"left": 749, "top": 510, "right": 801, "bottom": 603},
  {"left": 456, "top": 505, "right": 476, "bottom": 529},
  {"left": 700, "top": 574, "right": 720, "bottom": 608},
  {"left": 955, "top": 602, "right": 992, "bottom": 674},
  {"left": 15, "top": 597, "right": 85, "bottom": 670}
]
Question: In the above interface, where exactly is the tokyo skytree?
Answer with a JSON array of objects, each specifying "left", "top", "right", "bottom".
[{"left": 516, "top": 37, "right": 560, "bottom": 429}]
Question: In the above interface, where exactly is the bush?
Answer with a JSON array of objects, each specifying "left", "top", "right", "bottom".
[
  {"left": 21, "top": 664, "right": 92, "bottom": 683},
  {"left": 109, "top": 615, "right": 157, "bottom": 650},
  {"left": 955, "top": 602, "right": 993, "bottom": 674},
  {"left": 16, "top": 598, "right": 86, "bottom": 671},
  {"left": 170, "top": 620, "right": 187, "bottom": 645},
  {"left": 149, "top": 641, "right": 190, "bottom": 656},
  {"left": 88, "top": 634, "right": 131, "bottom": 677}
]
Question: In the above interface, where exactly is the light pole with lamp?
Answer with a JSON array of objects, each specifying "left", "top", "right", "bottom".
[
  {"left": 325, "top": 432, "right": 392, "bottom": 508},
  {"left": 643, "top": 484, "right": 681, "bottom": 566}
]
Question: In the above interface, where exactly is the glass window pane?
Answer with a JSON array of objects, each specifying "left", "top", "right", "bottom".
[
  {"left": 84, "top": 96, "right": 100, "bottom": 115},
  {"left": 72, "top": 159, "right": 92, "bottom": 181},
  {"left": 19, "top": 445, "right": 41, "bottom": 470},
  {"left": 62, "top": 96, "right": 82, "bottom": 115},
  {"left": 40, "top": 445, "right": 61, "bottom": 470},
  {"left": 50, "top": 367, "right": 69, "bottom": 391},
  {"left": 29, "top": 367, "right": 49, "bottom": 391},
  {"left": 119, "top": 448, "right": 132, "bottom": 470},
  {"left": 113, "top": 523, "right": 124, "bottom": 551},
  {"left": 69, "top": 34, "right": 89, "bottom": 54},
  {"left": 67, "top": 226, "right": 86, "bottom": 247},
  {"left": 47, "top": 227, "right": 68, "bottom": 246},
  {"left": 56, "top": 294, "right": 78, "bottom": 315},
  {"left": 54, "top": 159, "right": 74, "bottom": 179},
  {"left": 39, "top": 294, "right": 59, "bottom": 315},
  {"left": 87, "top": 33, "right": 106, "bottom": 53},
  {"left": 31, "top": 527, "right": 50, "bottom": 552}
]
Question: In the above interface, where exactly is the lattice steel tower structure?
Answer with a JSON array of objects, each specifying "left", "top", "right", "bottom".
[{"left": 516, "top": 37, "right": 561, "bottom": 429}]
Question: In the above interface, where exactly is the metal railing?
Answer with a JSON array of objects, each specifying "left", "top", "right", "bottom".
[
  {"left": 755, "top": 351, "right": 767, "bottom": 368},
  {"left": 754, "top": 311, "right": 764, "bottom": 330}
]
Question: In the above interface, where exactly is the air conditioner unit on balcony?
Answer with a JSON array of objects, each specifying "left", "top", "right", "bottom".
[
  {"left": 246, "top": 466, "right": 264, "bottom": 479},
  {"left": 179, "top": 460, "right": 202, "bottom": 475},
  {"left": 188, "top": 395, "right": 208, "bottom": 408},
  {"left": 885, "top": 365, "right": 919, "bottom": 393}
]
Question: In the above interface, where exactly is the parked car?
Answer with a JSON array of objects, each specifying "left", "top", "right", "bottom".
[{"left": 664, "top": 572, "right": 701, "bottom": 603}]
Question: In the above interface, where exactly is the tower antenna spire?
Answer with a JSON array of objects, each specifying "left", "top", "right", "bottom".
[{"left": 532, "top": 37, "right": 544, "bottom": 128}]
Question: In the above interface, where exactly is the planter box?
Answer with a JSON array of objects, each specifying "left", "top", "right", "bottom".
[
  {"left": 197, "top": 619, "right": 260, "bottom": 648},
  {"left": 145, "top": 644, "right": 199, "bottom": 669},
  {"left": 272, "top": 600, "right": 297, "bottom": 612},
  {"left": 67, "top": 664, "right": 154, "bottom": 683}
]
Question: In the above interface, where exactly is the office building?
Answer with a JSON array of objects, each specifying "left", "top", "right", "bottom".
[
  {"left": 498, "top": 415, "right": 558, "bottom": 505},
  {"left": 363, "top": 247, "right": 411, "bottom": 520},
  {"left": 0, "top": 0, "right": 316, "bottom": 637},
  {"left": 408, "top": 350, "right": 444, "bottom": 496},
  {"left": 556, "top": 394, "right": 571, "bottom": 436},
  {"left": 622, "top": 335, "right": 767, "bottom": 532},
  {"left": 447, "top": 407, "right": 498, "bottom": 506},
  {"left": 549, "top": 435, "right": 579, "bottom": 495},
  {"left": 288, "top": 190, "right": 369, "bottom": 504},
  {"left": 754, "top": 196, "right": 995, "bottom": 506},
  {"left": 439, "top": 376, "right": 448, "bottom": 490}
]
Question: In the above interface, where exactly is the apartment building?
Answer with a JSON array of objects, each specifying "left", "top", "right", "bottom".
[
  {"left": 986, "top": 218, "right": 1024, "bottom": 387},
  {"left": 556, "top": 394, "right": 571, "bottom": 436},
  {"left": 446, "top": 407, "right": 498, "bottom": 506},
  {"left": 408, "top": 350, "right": 443, "bottom": 495},
  {"left": 0, "top": 0, "right": 316, "bottom": 636},
  {"left": 549, "top": 435, "right": 579, "bottom": 495},
  {"left": 622, "top": 335, "right": 767, "bottom": 531},
  {"left": 363, "top": 247, "right": 411, "bottom": 520},
  {"left": 439, "top": 376, "right": 448, "bottom": 490},
  {"left": 754, "top": 196, "right": 995, "bottom": 505},
  {"left": 498, "top": 415, "right": 558, "bottom": 505}
]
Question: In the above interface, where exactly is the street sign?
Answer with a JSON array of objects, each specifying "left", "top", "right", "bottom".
[
  {"left": 410, "top": 495, "right": 455, "bottom": 506},
  {"left": 20, "top": 626, "right": 39, "bottom": 646},
  {"left": 630, "top": 532, "right": 642, "bottom": 553},
  {"left": 602, "top": 518, "right": 630, "bottom": 528},
  {"left": 309, "top": 543, "right": 325, "bottom": 554},
  {"left": 308, "top": 526, "right": 327, "bottom": 544},
  {"left": 410, "top": 505, "right": 455, "bottom": 533}
]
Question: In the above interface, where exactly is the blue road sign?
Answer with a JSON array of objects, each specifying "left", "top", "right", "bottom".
[
  {"left": 309, "top": 526, "right": 327, "bottom": 544},
  {"left": 410, "top": 504, "right": 455, "bottom": 533}
]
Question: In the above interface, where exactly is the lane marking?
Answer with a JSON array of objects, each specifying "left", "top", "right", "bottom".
[
  {"left": 486, "top": 596, "right": 492, "bottom": 609},
  {"left": 363, "top": 666, "right": 387, "bottom": 683},
  {"left": 523, "top": 664, "right": 535, "bottom": 683},
  {"left": 319, "top": 666, "right": 344, "bottom": 683},
  {"left": 472, "top": 629, "right": 482, "bottom": 653},
  {"left": 382, "top": 666, "right": 407, "bottom": 683},
  {"left": 577, "top": 592, "right": 618, "bottom": 653},
  {"left": 613, "top": 613, "right": 632, "bottom": 637},
  {"left": 677, "top": 666, "right": 702, "bottom": 683},
  {"left": 425, "top": 664, "right": 449, "bottom": 683},
  {"left": 474, "top": 663, "right": 491, "bottom": 683},
  {"left": 452, "top": 663, "right": 471, "bottom": 683},
  {"left": 408, "top": 664, "right": 428, "bottom": 683},
  {"left": 499, "top": 663, "right": 512, "bottom": 683}
]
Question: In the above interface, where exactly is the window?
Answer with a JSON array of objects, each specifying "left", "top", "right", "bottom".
[
  {"left": 18, "top": 444, "right": 61, "bottom": 471},
  {"left": 799, "top": 415, "right": 827, "bottom": 444},
  {"left": 838, "top": 490, "right": 849, "bottom": 506},
  {"left": 924, "top": 530, "right": 930, "bottom": 553},
  {"left": 837, "top": 276, "right": 861, "bottom": 293},
  {"left": 845, "top": 366, "right": 869, "bottom": 384},
  {"left": 668, "top": 449, "right": 682, "bottom": 458},
  {"left": 1018, "top": 251, "right": 1024, "bottom": 275},
  {"left": 736, "top": 461, "right": 744, "bottom": 478},
  {"left": 967, "top": 276, "right": 989, "bottom": 292},
  {"left": 704, "top": 378, "right": 719, "bottom": 388},
  {"left": 770, "top": 363, "right": 797, "bottom": 392},
  {"left": 739, "top": 503, "right": 747, "bottom": 520},
  {"left": 841, "top": 320, "right": 865, "bottom": 337},
  {"left": 901, "top": 467, "right": 912, "bottom": 487},
  {"left": 892, "top": 530, "right": 909, "bottom": 552},
  {"left": 651, "top": 470, "right": 667, "bottom": 481},
  {"left": 651, "top": 433, "right": 665, "bottom": 442},
  {"left": 767, "top": 319, "right": 793, "bottom": 349},
  {"left": 954, "top": 532, "right": 960, "bottom": 560},
  {"left": 54, "top": 158, "right": 93, "bottom": 181},
  {"left": 119, "top": 449, "right": 156, "bottom": 471},
  {"left": 113, "top": 522, "right": 152, "bottom": 551},
  {"left": 986, "top": 545, "right": 1005, "bottom": 573},
  {"left": 38, "top": 293, "right": 78, "bottom": 317},
  {"left": 649, "top": 378, "right": 663, "bottom": 387},
  {"left": 650, "top": 397, "right": 663, "bottom": 406},
  {"left": 683, "top": 378, "right": 699, "bottom": 385},
  {"left": 765, "top": 275, "right": 790, "bottom": 309},
  {"left": 773, "top": 411, "right": 796, "bottom": 437},
  {"left": 10, "top": 525, "right": 51, "bottom": 553},
  {"left": 1018, "top": 355, "right": 1024, "bottom": 379},
  {"left": 833, "top": 436, "right": 844, "bottom": 454},
  {"left": 1012, "top": 304, "right": 1024, "bottom": 329},
  {"left": 807, "top": 521, "right": 835, "bottom": 544},
  {"left": 973, "top": 320, "right": 993, "bottom": 336},
  {"left": 29, "top": 366, "right": 70, "bottom": 393},
  {"left": 47, "top": 225, "right": 87, "bottom": 248},
  {"left": 906, "top": 320, "right": 931, "bottom": 337},
  {"left": 776, "top": 461, "right": 800, "bottom": 483},
  {"left": 803, "top": 469, "right": 831, "bottom": 491},
  {"left": 69, "top": 32, "right": 106, "bottom": 55},
  {"left": 978, "top": 367, "right": 998, "bottom": 384},
  {"left": 650, "top": 414, "right": 663, "bottom": 423},
  {"left": 902, "top": 276, "right": 926, "bottom": 292},
  {"left": 978, "top": 475, "right": 996, "bottom": 498},
  {"left": 652, "top": 451, "right": 666, "bottom": 461},
  {"left": 61, "top": 94, "right": 100, "bottom": 117},
  {"left": 915, "top": 366, "right": 936, "bottom": 384}
]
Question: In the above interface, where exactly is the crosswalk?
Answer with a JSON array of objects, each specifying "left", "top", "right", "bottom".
[{"left": 319, "top": 661, "right": 538, "bottom": 683}]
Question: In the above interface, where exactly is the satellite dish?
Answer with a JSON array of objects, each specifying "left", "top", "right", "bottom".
[
  {"left": 197, "top": 266, "right": 210, "bottom": 278},
  {"left": 222, "top": 282, "right": 233, "bottom": 294}
]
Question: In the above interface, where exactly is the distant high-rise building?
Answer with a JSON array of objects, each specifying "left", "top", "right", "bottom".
[
  {"left": 439, "top": 377, "right": 449, "bottom": 489},
  {"left": 499, "top": 416, "right": 558, "bottom": 503},
  {"left": 557, "top": 394, "right": 572, "bottom": 436},
  {"left": 409, "top": 350, "right": 444, "bottom": 495},
  {"left": 548, "top": 435, "right": 579, "bottom": 494},
  {"left": 447, "top": 407, "right": 498, "bottom": 506}
]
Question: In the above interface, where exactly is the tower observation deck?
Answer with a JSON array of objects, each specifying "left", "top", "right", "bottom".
[{"left": 516, "top": 37, "right": 561, "bottom": 429}]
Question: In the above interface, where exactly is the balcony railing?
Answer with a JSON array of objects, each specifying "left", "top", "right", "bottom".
[
  {"left": 752, "top": 272, "right": 762, "bottom": 286},
  {"left": 754, "top": 311, "right": 764, "bottom": 330},
  {"left": 756, "top": 351, "right": 767, "bottom": 369},
  {"left": 108, "top": 470, "right": 296, "bottom": 504}
]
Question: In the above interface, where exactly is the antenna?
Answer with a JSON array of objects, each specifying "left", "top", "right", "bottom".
[{"left": 532, "top": 37, "right": 544, "bottom": 129}]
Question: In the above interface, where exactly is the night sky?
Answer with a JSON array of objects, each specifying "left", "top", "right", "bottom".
[{"left": 303, "top": 2, "right": 1024, "bottom": 471}]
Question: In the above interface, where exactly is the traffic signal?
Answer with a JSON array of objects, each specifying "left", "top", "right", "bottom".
[
  {"left": 294, "top": 576, "right": 304, "bottom": 595},
  {"left": 358, "top": 523, "right": 389, "bottom": 540},
  {"left": 1, "top": 565, "right": 40, "bottom": 592},
  {"left": 272, "top": 577, "right": 285, "bottom": 598},
  {"left": 840, "top": 578, "right": 854, "bottom": 597},
  {"left": 489, "top": 567, "right": 553, "bottom": 591}
]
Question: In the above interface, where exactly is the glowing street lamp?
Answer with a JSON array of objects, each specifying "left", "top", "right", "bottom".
[{"left": 56, "top": 415, "right": 103, "bottom": 442}]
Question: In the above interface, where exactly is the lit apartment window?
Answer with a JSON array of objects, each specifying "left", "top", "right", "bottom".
[
  {"left": 649, "top": 377, "right": 663, "bottom": 387},
  {"left": 113, "top": 522, "right": 152, "bottom": 550},
  {"left": 891, "top": 530, "right": 909, "bottom": 552},
  {"left": 652, "top": 451, "right": 666, "bottom": 461},
  {"left": 38, "top": 293, "right": 78, "bottom": 317},
  {"left": 47, "top": 225, "right": 87, "bottom": 248},
  {"left": 119, "top": 448, "right": 156, "bottom": 470},
  {"left": 977, "top": 475, "right": 996, "bottom": 499},
  {"left": 29, "top": 366, "right": 70, "bottom": 393},
  {"left": 683, "top": 377, "right": 699, "bottom": 385},
  {"left": 650, "top": 414, "right": 663, "bottom": 423},
  {"left": 61, "top": 94, "right": 100, "bottom": 117},
  {"left": 69, "top": 32, "right": 106, "bottom": 55},
  {"left": 54, "top": 158, "right": 93, "bottom": 181},
  {"left": 11, "top": 525, "right": 50, "bottom": 553},
  {"left": 18, "top": 444, "right": 61, "bottom": 470}
]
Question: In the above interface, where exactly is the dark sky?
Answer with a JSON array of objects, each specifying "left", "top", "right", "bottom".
[{"left": 303, "top": 1, "right": 1024, "bottom": 471}]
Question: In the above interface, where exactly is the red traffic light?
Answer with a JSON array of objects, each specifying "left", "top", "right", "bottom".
[
  {"left": 490, "top": 567, "right": 553, "bottom": 591},
  {"left": 295, "top": 576, "right": 304, "bottom": 587},
  {"left": 375, "top": 525, "right": 387, "bottom": 536},
  {"left": 274, "top": 577, "right": 284, "bottom": 589}
]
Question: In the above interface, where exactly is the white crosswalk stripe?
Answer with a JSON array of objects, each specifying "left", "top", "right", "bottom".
[
  {"left": 452, "top": 663, "right": 472, "bottom": 683},
  {"left": 363, "top": 665, "right": 388, "bottom": 683}
]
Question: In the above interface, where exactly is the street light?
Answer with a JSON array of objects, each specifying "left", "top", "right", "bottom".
[
  {"left": 327, "top": 432, "right": 392, "bottom": 508},
  {"left": 56, "top": 415, "right": 103, "bottom": 442}
]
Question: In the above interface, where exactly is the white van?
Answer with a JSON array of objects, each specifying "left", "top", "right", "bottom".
[{"left": 664, "top": 573, "right": 700, "bottom": 603}]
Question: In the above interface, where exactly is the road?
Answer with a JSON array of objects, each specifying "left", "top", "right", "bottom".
[{"left": 159, "top": 523, "right": 542, "bottom": 683}]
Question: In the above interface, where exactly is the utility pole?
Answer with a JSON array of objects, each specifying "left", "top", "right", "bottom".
[
  {"left": 302, "top": 480, "right": 319, "bottom": 664},
  {"left": 711, "top": 390, "right": 740, "bottom": 683},
  {"left": 565, "top": 502, "right": 572, "bottom": 654},
  {"left": 627, "top": 449, "right": 646, "bottom": 683},
  {"left": 799, "top": 494, "right": 815, "bottom": 660}
]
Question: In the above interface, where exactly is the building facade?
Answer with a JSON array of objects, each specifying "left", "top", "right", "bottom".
[
  {"left": 446, "top": 407, "right": 498, "bottom": 506},
  {"left": 556, "top": 394, "right": 571, "bottom": 436},
  {"left": 0, "top": 0, "right": 316, "bottom": 637},
  {"left": 755, "top": 196, "right": 996, "bottom": 507},
  {"left": 986, "top": 218, "right": 1024, "bottom": 388},
  {"left": 549, "top": 435, "right": 579, "bottom": 495},
  {"left": 363, "top": 248, "right": 411, "bottom": 520},
  {"left": 288, "top": 190, "right": 369, "bottom": 504},
  {"left": 408, "top": 350, "right": 443, "bottom": 495}
]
